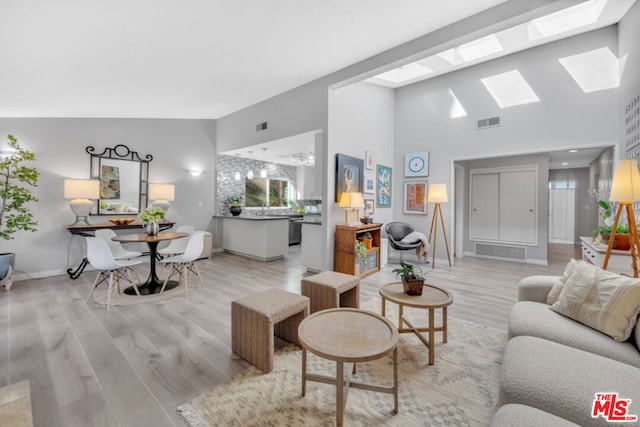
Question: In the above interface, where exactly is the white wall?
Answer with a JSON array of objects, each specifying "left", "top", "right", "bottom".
[
  {"left": 328, "top": 82, "right": 395, "bottom": 267},
  {"left": 619, "top": 0, "right": 640, "bottom": 160},
  {"left": 394, "top": 26, "right": 619, "bottom": 263},
  {"left": 0, "top": 118, "right": 216, "bottom": 278}
]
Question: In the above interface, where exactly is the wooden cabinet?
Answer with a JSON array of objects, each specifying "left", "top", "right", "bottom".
[{"left": 334, "top": 223, "right": 381, "bottom": 278}]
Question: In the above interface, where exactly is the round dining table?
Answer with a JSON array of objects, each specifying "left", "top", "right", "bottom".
[{"left": 112, "top": 231, "right": 188, "bottom": 295}]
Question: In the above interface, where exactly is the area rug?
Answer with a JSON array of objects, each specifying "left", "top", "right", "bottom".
[{"left": 177, "top": 298, "right": 507, "bottom": 426}]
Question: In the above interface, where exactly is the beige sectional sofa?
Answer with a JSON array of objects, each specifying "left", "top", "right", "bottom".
[{"left": 492, "top": 261, "right": 640, "bottom": 427}]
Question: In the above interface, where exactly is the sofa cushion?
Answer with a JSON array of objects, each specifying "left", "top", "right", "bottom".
[
  {"left": 550, "top": 267, "right": 640, "bottom": 341},
  {"left": 508, "top": 301, "right": 640, "bottom": 368},
  {"left": 500, "top": 336, "right": 640, "bottom": 427},
  {"left": 518, "top": 275, "right": 559, "bottom": 303},
  {"left": 546, "top": 258, "right": 582, "bottom": 304},
  {"left": 491, "top": 404, "right": 579, "bottom": 427}
]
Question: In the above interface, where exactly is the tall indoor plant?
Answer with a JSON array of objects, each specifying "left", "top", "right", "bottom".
[{"left": 0, "top": 134, "right": 40, "bottom": 288}]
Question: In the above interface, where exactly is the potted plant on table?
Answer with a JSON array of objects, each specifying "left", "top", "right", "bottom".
[
  {"left": 226, "top": 194, "right": 243, "bottom": 216},
  {"left": 139, "top": 206, "right": 166, "bottom": 236},
  {"left": 0, "top": 134, "right": 40, "bottom": 289},
  {"left": 392, "top": 261, "right": 425, "bottom": 295},
  {"left": 593, "top": 224, "right": 631, "bottom": 250}
]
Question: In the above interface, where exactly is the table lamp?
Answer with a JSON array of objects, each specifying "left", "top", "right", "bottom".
[
  {"left": 603, "top": 159, "right": 640, "bottom": 277},
  {"left": 427, "top": 183, "right": 452, "bottom": 268},
  {"left": 339, "top": 192, "right": 365, "bottom": 225},
  {"left": 149, "top": 183, "right": 175, "bottom": 212},
  {"left": 64, "top": 179, "right": 100, "bottom": 225}
]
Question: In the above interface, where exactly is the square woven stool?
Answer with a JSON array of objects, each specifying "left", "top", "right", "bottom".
[
  {"left": 231, "top": 288, "right": 309, "bottom": 373},
  {"left": 301, "top": 271, "right": 360, "bottom": 314}
]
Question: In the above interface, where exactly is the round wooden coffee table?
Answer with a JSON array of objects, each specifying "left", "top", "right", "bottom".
[
  {"left": 379, "top": 282, "right": 453, "bottom": 365},
  {"left": 298, "top": 308, "right": 399, "bottom": 427}
]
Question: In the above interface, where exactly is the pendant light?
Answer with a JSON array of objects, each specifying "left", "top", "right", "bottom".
[
  {"left": 260, "top": 148, "right": 268, "bottom": 178},
  {"left": 247, "top": 151, "right": 254, "bottom": 179}
]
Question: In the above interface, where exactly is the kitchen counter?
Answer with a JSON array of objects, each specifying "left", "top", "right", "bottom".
[{"left": 216, "top": 215, "right": 289, "bottom": 261}]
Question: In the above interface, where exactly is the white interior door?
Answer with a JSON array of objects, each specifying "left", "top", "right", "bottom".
[
  {"left": 470, "top": 173, "right": 499, "bottom": 240},
  {"left": 549, "top": 188, "right": 576, "bottom": 243}
]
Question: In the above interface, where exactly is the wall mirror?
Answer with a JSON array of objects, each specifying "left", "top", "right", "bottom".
[{"left": 87, "top": 144, "right": 152, "bottom": 215}]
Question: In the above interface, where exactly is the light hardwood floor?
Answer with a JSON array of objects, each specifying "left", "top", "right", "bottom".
[{"left": 0, "top": 243, "right": 580, "bottom": 427}]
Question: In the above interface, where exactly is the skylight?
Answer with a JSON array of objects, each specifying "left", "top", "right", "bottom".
[
  {"left": 558, "top": 47, "right": 621, "bottom": 93},
  {"left": 481, "top": 70, "right": 540, "bottom": 108},
  {"left": 528, "top": 0, "right": 607, "bottom": 40},
  {"left": 458, "top": 34, "right": 503, "bottom": 62},
  {"left": 448, "top": 89, "right": 467, "bottom": 119},
  {"left": 372, "top": 63, "right": 432, "bottom": 84}
]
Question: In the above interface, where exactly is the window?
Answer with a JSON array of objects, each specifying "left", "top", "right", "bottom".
[{"left": 245, "top": 178, "right": 289, "bottom": 208}]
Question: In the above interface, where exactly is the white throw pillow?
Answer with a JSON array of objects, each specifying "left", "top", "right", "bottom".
[
  {"left": 550, "top": 266, "right": 640, "bottom": 342},
  {"left": 546, "top": 258, "right": 583, "bottom": 305},
  {"left": 400, "top": 231, "right": 422, "bottom": 244}
]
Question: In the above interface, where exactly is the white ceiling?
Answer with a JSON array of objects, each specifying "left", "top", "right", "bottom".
[{"left": 0, "top": 0, "right": 507, "bottom": 119}]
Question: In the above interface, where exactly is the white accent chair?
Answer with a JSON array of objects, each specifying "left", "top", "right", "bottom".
[
  {"left": 159, "top": 231, "right": 206, "bottom": 296},
  {"left": 158, "top": 225, "right": 194, "bottom": 258},
  {"left": 85, "top": 237, "right": 144, "bottom": 308},
  {"left": 95, "top": 229, "right": 143, "bottom": 260}
]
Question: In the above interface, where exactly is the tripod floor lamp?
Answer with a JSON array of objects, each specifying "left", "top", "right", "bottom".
[
  {"left": 428, "top": 183, "right": 452, "bottom": 268},
  {"left": 603, "top": 159, "right": 640, "bottom": 277}
]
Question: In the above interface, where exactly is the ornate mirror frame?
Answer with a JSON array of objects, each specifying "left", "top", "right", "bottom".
[{"left": 87, "top": 144, "right": 152, "bottom": 215}]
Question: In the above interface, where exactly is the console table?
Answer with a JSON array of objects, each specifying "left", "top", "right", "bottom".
[
  {"left": 65, "top": 220, "right": 174, "bottom": 279},
  {"left": 579, "top": 236, "right": 634, "bottom": 276}
]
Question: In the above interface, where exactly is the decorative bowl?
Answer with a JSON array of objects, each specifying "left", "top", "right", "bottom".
[{"left": 108, "top": 218, "right": 135, "bottom": 226}]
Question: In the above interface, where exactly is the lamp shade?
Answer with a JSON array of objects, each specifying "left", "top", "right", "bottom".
[
  {"left": 64, "top": 179, "right": 99, "bottom": 199},
  {"left": 338, "top": 192, "right": 365, "bottom": 208},
  {"left": 149, "top": 183, "right": 175, "bottom": 201},
  {"left": 428, "top": 183, "right": 448, "bottom": 203},
  {"left": 610, "top": 160, "right": 640, "bottom": 202}
]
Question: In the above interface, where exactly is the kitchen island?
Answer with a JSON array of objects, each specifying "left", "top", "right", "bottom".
[{"left": 216, "top": 215, "right": 289, "bottom": 261}]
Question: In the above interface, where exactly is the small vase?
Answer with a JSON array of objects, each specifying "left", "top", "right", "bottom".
[{"left": 146, "top": 221, "right": 159, "bottom": 236}]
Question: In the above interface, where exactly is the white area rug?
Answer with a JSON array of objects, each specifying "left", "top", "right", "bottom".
[{"left": 178, "top": 298, "right": 507, "bottom": 426}]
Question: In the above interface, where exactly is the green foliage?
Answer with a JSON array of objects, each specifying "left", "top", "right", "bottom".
[
  {"left": 392, "top": 261, "right": 423, "bottom": 282},
  {"left": 597, "top": 200, "right": 612, "bottom": 220},
  {"left": 139, "top": 206, "right": 166, "bottom": 223},
  {"left": 0, "top": 135, "right": 39, "bottom": 240},
  {"left": 593, "top": 224, "right": 629, "bottom": 239},
  {"left": 355, "top": 240, "right": 368, "bottom": 267},
  {"left": 226, "top": 194, "right": 243, "bottom": 206}
]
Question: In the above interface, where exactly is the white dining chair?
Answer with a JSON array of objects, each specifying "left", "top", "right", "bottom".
[
  {"left": 95, "top": 229, "right": 143, "bottom": 260},
  {"left": 159, "top": 231, "right": 206, "bottom": 296},
  {"left": 85, "top": 237, "right": 144, "bottom": 308},
  {"left": 158, "top": 225, "right": 194, "bottom": 258}
]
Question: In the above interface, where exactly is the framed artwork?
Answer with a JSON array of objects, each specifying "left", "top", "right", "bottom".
[
  {"left": 405, "top": 151, "right": 429, "bottom": 177},
  {"left": 100, "top": 165, "right": 120, "bottom": 199},
  {"left": 376, "top": 164, "right": 392, "bottom": 208},
  {"left": 364, "top": 199, "right": 374, "bottom": 216},
  {"left": 335, "top": 153, "right": 364, "bottom": 202},
  {"left": 365, "top": 151, "right": 374, "bottom": 170},
  {"left": 404, "top": 180, "right": 428, "bottom": 214},
  {"left": 364, "top": 176, "right": 375, "bottom": 195}
]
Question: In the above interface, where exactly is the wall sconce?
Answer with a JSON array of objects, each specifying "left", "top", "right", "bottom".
[
  {"left": 64, "top": 179, "right": 100, "bottom": 225},
  {"left": 338, "top": 192, "right": 365, "bottom": 225},
  {"left": 149, "top": 183, "right": 175, "bottom": 212},
  {"left": 189, "top": 169, "right": 202, "bottom": 177}
]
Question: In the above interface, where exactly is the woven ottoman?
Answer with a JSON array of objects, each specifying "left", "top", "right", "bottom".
[
  {"left": 231, "top": 288, "right": 309, "bottom": 373},
  {"left": 301, "top": 271, "right": 360, "bottom": 314}
]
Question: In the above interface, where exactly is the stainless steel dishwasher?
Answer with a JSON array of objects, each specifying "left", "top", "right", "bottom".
[{"left": 289, "top": 218, "right": 302, "bottom": 245}]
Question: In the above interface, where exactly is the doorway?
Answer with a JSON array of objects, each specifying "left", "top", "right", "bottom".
[{"left": 548, "top": 188, "right": 576, "bottom": 244}]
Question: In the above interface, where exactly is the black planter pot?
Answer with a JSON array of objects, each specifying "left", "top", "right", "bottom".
[{"left": 230, "top": 206, "right": 242, "bottom": 216}]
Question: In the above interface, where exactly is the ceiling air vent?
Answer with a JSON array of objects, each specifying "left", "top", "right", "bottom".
[
  {"left": 476, "top": 116, "right": 500, "bottom": 130},
  {"left": 256, "top": 121, "right": 268, "bottom": 132}
]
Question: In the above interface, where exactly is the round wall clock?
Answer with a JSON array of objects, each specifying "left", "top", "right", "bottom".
[{"left": 405, "top": 152, "right": 429, "bottom": 177}]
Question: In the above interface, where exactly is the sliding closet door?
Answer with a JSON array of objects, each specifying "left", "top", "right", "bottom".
[
  {"left": 500, "top": 170, "right": 537, "bottom": 244},
  {"left": 470, "top": 173, "right": 499, "bottom": 240}
]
